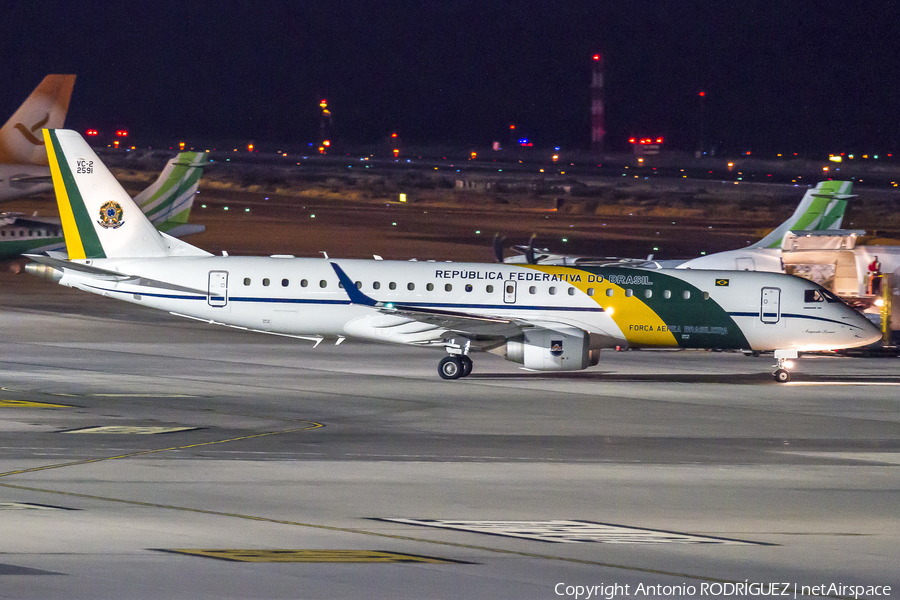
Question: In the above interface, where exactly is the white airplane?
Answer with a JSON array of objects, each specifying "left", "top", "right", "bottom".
[
  {"left": 0, "top": 151, "right": 207, "bottom": 260},
  {"left": 26, "top": 130, "right": 881, "bottom": 382},
  {"left": 0, "top": 75, "right": 76, "bottom": 202},
  {"left": 502, "top": 181, "right": 854, "bottom": 271},
  {"left": 677, "top": 180, "right": 854, "bottom": 271}
]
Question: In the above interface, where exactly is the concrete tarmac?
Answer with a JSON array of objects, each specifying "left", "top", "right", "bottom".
[{"left": 1, "top": 273, "right": 899, "bottom": 599}]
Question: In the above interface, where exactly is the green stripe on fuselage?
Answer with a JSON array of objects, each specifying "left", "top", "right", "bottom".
[
  {"left": 526, "top": 265, "right": 750, "bottom": 350},
  {"left": 596, "top": 267, "right": 750, "bottom": 349}
]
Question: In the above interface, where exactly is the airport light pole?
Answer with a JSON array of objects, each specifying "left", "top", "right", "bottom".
[{"left": 697, "top": 91, "right": 706, "bottom": 157}]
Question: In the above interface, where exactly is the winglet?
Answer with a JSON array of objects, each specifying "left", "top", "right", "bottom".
[{"left": 330, "top": 263, "right": 378, "bottom": 306}]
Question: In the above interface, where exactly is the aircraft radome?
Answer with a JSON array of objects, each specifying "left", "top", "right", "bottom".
[{"left": 27, "top": 130, "right": 882, "bottom": 382}]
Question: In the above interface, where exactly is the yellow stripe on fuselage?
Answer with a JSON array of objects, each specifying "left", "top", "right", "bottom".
[
  {"left": 42, "top": 129, "right": 86, "bottom": 259},
  {"left": 523, "top": 265, "right": 678, "bottom": 347}
]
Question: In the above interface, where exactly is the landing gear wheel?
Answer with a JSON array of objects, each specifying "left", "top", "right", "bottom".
[
  {"left": 774, "top": 368, "right": 790, "bottom": 383},
  {"left": 439, "top": 356, "right": 464, "bottom": 380},
  {"left": 459, "top": 355, "right": 473, "bottom": 378}
]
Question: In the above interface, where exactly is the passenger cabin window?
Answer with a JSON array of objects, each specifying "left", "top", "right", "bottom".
[
  {"left": 663, "top": 290, "right": 672, "bottom": 299},
  {"left": 625, "top": 289, "right": 633, "bottom": 297},
  {"left": 373, "top": 281, "right": 381, "bottom": 290},
  {"left": 529, "top": 286, "right": 536, "bottom": 294},
  {"left": 356, "top": 281, "right": 362, "bottom": 289},
  {"left": 587, "top": 288, "right": 595, "bottom": 296},
  {"left": 682, "top": 291, "right": 691, "bottom": 300},
  {"left": 445, "top": 283, "right": 452, "bottom": 292},
  {"left": 644, "top": 289, "right": 652, "bottom": 299},
  {"left": 282, "top": 279, "right": 289, "bottom": 287},
  {"left": 426, "top": 283, "right": 434, "bottom": 291},
  {"left": 263, "top": 278, "right": 270, "bottom": 286},
  {"left": 702, "top": 291, "right": 710, "bottom": 300},
  {"left": 606, "top": 288, "right": 613, "bottom": 297},
  {"left": 301, "top": 279, "right": 308, "bottom": 287},
  {"left": 465, "top": 284, "right": 473, "bottom": 292},
  {"left": 408, "top": 282, "right": 415, "bottom": 291},
  {"left": 319, "top": 280, "right": 327, "bottom": 288},
  {"left": 568, "top": 287, "right": 575, "bottom": 296},
  {"left": 487, "top": 285, "right": 494, "bottom": 293},
  {"left": 389, "top": 282, "right": 397, "bottom": 290},
  {"left": 549, "top": 286, "right": 557, "bottom": 295},
  {"left": 243, "top": 278, "right": 251, "bottom": 286}
]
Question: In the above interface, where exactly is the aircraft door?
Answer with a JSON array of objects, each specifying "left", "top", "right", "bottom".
[
  {"left": 760, "top": 287, "right": 781, "bottom": 323},
  {"left": 735, "top": 257, "right": 756, "bottom": 271},
  {"left": 208, "top": 271, "right": 228, "bottom": 307},
  {"left": 504, "top": 280, "right": 517, "bottom": 304}
]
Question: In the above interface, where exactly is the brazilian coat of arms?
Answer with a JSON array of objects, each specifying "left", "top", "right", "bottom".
[{"left": 98, "top": 201, "right": 125, "bottom": 229}]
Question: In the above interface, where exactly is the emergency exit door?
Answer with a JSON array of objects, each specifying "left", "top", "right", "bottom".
[
  {"left": 504, "top": 280, "right": 517, "bottom": 304},
  {"left": 208, "top": 271, "right": 228, "bottom": 307},
  {"left": 760, "top": 287, "right": 780, "bottom": 323}
]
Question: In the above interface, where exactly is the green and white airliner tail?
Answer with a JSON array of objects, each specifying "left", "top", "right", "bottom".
[
  {"left": 747, "top": 180, "right": 854, "bottom": 249},
  {"left": 134, "top": 151, "right": 208, "bottom": 237}
]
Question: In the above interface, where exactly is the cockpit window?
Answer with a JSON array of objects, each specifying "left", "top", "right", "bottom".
[
  {"left": 820, "top": 289, "right": 841, "bottom": 303},
  {"left": 804, "top": 289, "right": 825, "bottom": 303},
  {"left": 805, "top": 288, "right": 841, "bottom": 303}
]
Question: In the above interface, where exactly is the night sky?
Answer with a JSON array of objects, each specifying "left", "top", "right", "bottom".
[{"left": 3, "top": 1, "right": 899, "bottom": 154}]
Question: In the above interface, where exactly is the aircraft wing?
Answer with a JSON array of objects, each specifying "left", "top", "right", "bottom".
[{"left": 330, "top": 262, "right": 527, "bottom": 339}]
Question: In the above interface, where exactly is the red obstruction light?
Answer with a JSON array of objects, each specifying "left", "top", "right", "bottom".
[
  {"left": 628, "top": 137, "right": 636, "bottom": 144},
  {"left": 115, "top": 129, "right": 128, "bottom": 137},
  {"left": 85, "top": 129, "right": 99, "bottom": 136},
  {"left": 391, "top": 133, "right": 398, "bottom": 138},
  {"left": 656, "top": 137, "right": 663, "bottom": 144},
  {"left": 699, "top": 91, "right": 706, "bottom": 97},
  {"left": 592, "top": 54, "right": 601, "bottom": 61}
]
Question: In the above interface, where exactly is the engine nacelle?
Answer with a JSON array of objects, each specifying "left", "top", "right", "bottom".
[{"left": 504, "top": 326, "right": 596, "bottom": 371}]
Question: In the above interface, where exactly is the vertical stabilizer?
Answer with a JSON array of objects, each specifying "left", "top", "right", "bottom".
[
  {"left": 0, "top": 75, "right": 76, "bottom": 165},
  {"left": 134, "top": 151, "right": 208, "bottom": 230},
  {"left": 43, "top": 128, "right": 170, "bottom": 259},
  {"left": 748, "top": 181, "right": 853, "bottom": 249}
]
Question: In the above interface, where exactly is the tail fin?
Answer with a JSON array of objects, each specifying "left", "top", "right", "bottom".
[
  {"left": 0, "top": 75, "right": 76, "bottom": 165},
  {"left": 135, "top": 151, "right": 208, "bottom": 232},
  {"left": 748, "top": 181, "right": 854, "bottom": 249},
  {"left": 43, "top": 128, "right": 204, "bottom": 260}
]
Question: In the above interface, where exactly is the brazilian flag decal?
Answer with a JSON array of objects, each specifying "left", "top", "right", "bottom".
[{"left": 715, "top": 279, "right": 729, "bottom": 287}]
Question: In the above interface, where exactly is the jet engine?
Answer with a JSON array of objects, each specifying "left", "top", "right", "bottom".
[{"left": 503, "top": 326, "right": 599, "bottom": 371}]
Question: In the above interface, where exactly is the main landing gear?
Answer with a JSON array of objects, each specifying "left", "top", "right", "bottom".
[
  {"left": 438, "top": 339, "right": 474, "bottom": 380},
  {"left": 438, "top": 355, "right": 473, "bottom": 379},
  {"left": 772, "top": 349, "right": 798, "bottom": 383}
]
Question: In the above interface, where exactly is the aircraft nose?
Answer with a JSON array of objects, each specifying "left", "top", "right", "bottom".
[
  {"left": 864, "top": 319, "right": 883, "bottom": 345},
  {"left": 855, "top": 313, "right": 883, "bottom": 346}
]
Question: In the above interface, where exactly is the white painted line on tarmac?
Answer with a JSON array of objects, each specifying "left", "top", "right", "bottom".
[
  {"left": 61, "top": 426, "right": 199, "bottom": 434},
  {"left": 380, "top": 519, "right": 766, "bottom": 545}
]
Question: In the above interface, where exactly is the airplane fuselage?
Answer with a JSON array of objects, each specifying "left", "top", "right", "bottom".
[{"left": 51, "top": 257, "right": 878, "bottom": 356}]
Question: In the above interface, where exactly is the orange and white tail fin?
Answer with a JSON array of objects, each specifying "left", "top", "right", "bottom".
[{"left": 0, "top": 75, "right": 76, "bottom": 165}]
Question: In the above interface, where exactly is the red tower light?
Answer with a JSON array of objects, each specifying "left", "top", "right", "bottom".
[{"left": 699, "top": 91, "right": 706, "bottom": 97}]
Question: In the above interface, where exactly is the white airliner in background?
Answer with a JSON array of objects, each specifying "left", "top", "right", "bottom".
[
  {"left": 503, "top": 180, "right": 854, "bottom": 272},
  {"left": 0, "top": 75, "right": 76, "bottom": 202},
  {"left": 26, "top": 130, "right": 881, "bottom": 382}
]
